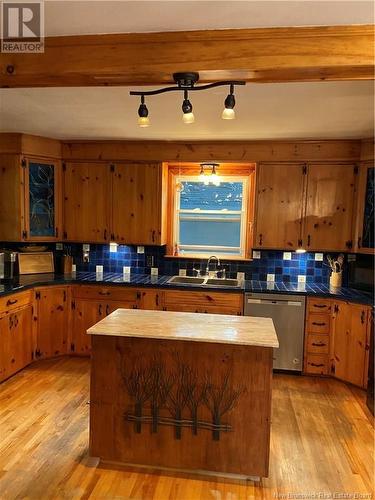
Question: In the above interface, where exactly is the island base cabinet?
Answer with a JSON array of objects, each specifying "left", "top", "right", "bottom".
[
  {"left": 35, "top": 287, "right": 69, "bottom": 359},
  {"left": 0, "top": 305, "right": 33, "bottom": 382},
  {"left": 90, "top": 335, "right": 273, "bottom": 478}
]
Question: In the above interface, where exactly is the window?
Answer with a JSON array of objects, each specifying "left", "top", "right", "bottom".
[{"left": 172, "top": 175, "right": 249, "bottom": 258}]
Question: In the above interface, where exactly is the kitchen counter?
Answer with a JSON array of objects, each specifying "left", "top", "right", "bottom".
[
  {"left": 0, "top": 272, "right": 373, "bottom": 305},
  {"left": 88, "top": 308, "right": 277, "bottom": 478}
]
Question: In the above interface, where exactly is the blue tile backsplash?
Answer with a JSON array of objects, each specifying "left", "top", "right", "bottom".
[{"left": 63, "top": 244, "right": 332, "bottom": 284}]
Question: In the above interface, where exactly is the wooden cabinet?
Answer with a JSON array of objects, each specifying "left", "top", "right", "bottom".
[
  {"left": 0, "top": 304, "right": 33, "bottom": 382},
  {"left": 304, "top": 298, "right": 332, "bottom": 376},
  {"left": 0, "top": 154, "right": 62, "bottom": 241},
  {"left": 304, "top": 163, "right": 356, "bottom": 251},
  {"left": 255, "top": 163, "right": 306, "bottom": 250},
  {"left": 111, "top": 163, "right": 167, "bottom": 245},
  {"left": 162, "top": 290, "right": 243, "bottom": 315},
  {"left": 35, "top": 287, "right": 68, "bottom": 359},
  {"left": 332, "top": 302, "right": 371, "bottom": 388},
  {"left": 254, "top": 162, "right": 357, "bottom": 251},
  {"left": 354, "top": 163, "right": 374, "bottom": 253},
  {"left": 63, "top": 162, "right": 111, "bottom": 242}
]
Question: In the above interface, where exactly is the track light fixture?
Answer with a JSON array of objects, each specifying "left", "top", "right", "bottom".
[
  {"left": 137, "top": 95, "right": 150, "bottom": 127},
  {"left": 130, "top": 72, "right": 245, "bottom": 127}
]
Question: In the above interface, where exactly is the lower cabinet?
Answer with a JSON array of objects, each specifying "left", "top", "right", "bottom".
[
  {"left": 0, "top": 304, "right": 33, "bottom": 382},
  {"left": 304, "top": 297, "right": 372, "bottom": 388},
  {"left": 35, "top": 286, "right": 69, "bottom": 359}
]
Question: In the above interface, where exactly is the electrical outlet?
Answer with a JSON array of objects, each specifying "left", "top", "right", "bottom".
[
  {"left": 146, "top": 255, "right": 154, "bottom": 267},
  {"left": 137, "top": 246, "right": 145, "bottom": 254},
  {"left": 237, "top": 272, "right": 245, "bottom": 281},
  {"left": 96, "top": 265, "right": 104, "bottom": 274},
  {"left": 82, "top": 244, "right": 90, "bottom": 252},
  {"left": 283, "top": 252, "right": 292, "bottom": 260},
  {"left": 266, "top": 282, "right": 275, "bottom": 290},
  {"left": 56, "top": 243, "right": 63, "bottom": 250},
  {"left": 252, "top": 250, "right": 261, "bottom": 259},
  {"left": 179, "top": 269, "right": 187, "bottom": 276},
  {"left": 151, "top": 267, "right": 158, "bottom": 276},
  {"left": 314, "top": 253, "right": 323, "bottom": 261},
  {"left": 266, "top": 273, "right": 275, "bottom": 282},
  {"left": 72, "top": 264, "right": 76, "bottom": 273},
  {"left": 109, "top": 242, "right": 118, "bottom": 253},
  {"left": 123, "top": 266, "right": 131, "bottom": 274},
  {"left": 298, "top": 275, "right": 306, "bottom": 283}
]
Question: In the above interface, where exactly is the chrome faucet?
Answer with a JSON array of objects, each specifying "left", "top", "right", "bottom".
[{"left": 206, "top": 255, "right": 221, "bottom": 277}]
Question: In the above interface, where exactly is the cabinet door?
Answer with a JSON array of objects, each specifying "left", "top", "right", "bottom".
[
  {"left": 36, "top": 287, "right": 68, "bottom": 359},
  {"left": 111, "top": 163, "right": 166, "bottom": 245},
  {"left": 333, "top": 302, "right": 369, "bottom": 387},
  {"left": 255, "top": 164, "right": 305, "bottom": 249},
  {"left": 63, "top": 162, "right": 111, "bottom": 242},
  {"left": 354, "top": 164, "right": 374, "bottom": 253},
  {"left": 24, "top": 157, "right": 62, "bottom": 241},
  {"left": 304, "top": 164, "right": 356, "bottom": 251},
  {"left": 0, "top": 305, "right": 33, "bottom": 382},
  {"left": 0, "top": 154, "right": 24, "bottom": 241},
  {"left": 72, "top": 299, "right": 104, "bottom": 355},
  {"left": 139, "top": 289, "right": 163, "bottom": 310}
]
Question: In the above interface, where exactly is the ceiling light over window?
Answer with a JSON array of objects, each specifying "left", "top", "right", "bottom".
[{"left": 130, "top": 72, "right": 245, "bottom": 126}]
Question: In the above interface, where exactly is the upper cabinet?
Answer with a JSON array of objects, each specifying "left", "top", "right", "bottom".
[
  {"left": 255, "top": 163, "right": 306, "bottom": 250},
  {"left": 254, "top": 162, "right": 357, "bottom": 252},
  {"left": 63, "top": 162, "right": 111, "bottom": 242},
  {"left": 111, "top": 162, "right": 167, "bottom": 245},
  {"left": 354, "top": 153, "right": 374, "bottom": 254},
  {"left": 304, "top": 163, "right": 356, "bottom": 252},
  {"left": 0, "top": 155, "right": 62, "bottom": 242},
  {"left": 63, "top": 161, "right": 167, "bottom": 245}
]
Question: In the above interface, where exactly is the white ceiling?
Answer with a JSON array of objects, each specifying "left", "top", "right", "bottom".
[
  {"left": 44, "top": 1, "right": 374, "bottom": 36},
  {"left": 0, "top": 81, "right": 373, "bottom": 140}
]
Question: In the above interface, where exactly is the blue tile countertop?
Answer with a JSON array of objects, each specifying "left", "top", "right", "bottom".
[{"left": 0, "top": 273, "right": 373, "bottom": 306}]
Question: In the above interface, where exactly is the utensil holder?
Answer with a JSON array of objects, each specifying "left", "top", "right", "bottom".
[{"left": 330, "top": 271, "right": 342, "bottom": 288}]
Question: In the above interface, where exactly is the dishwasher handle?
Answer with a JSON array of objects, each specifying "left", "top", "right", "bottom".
[{"left": 247, "top": 298, "right": 302, "bottom": 306}]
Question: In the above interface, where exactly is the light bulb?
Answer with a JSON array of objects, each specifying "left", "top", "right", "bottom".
[
  {"left": 182, "top": 112, "right": 195, "bottom": 124},
  {"left": 295, "top": 248, "right": 306, "bottom": 254},
  {"left": 138, "top": 116, "right": 150, "bottom": 128},
  {"left": 222, "top": 107, "right": 235, "bottom": 120},
  {"left": 211, "top": 174, "right": 220, "bottom": 186}
]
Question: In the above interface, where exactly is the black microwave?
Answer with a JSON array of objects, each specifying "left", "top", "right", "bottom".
[{"left": 347, "top": 254, "right": 374, "bottom": 292}]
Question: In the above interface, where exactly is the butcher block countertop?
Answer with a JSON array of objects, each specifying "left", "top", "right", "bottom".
[{"left": 87, "top": 308, "right": 279, "bottom": 348}]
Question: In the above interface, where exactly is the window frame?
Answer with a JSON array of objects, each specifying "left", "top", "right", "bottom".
[{"left": 167, "top": 163, "right": 256, "bottom": 260}]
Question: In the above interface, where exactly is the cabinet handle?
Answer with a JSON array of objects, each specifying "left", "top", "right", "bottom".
[
  {"left": 99, "top": 291, "right": 110, "bottom": 296},
  {"left": 313, "top": 304, "right": 327, "bottom": 309},
  {"left": 310, "top": 363, "right": 324, "bottom": 367},
  {"left": 152, "top": 230, "right": 156, "bottom": 243},
  {"left": 6, "top": 299, "right": 17, "bottom": 306},
  {"left": 358, "top": 237, "right": 362, "bottom": 249},
  {"left": 156, "top": 294, "right": 159, "bottom": 307},
  {"left": 55, "top": 227, "right": 59, "bottom": 238},
  {"left": 9, "top": 316, "right": 13, "bottom": 329},
  {"left": 307, "top": 234, "right": 311, "bottom": 247},
  {"left": 63, "top": 290, "right": 66, "bottom": 302},
  {"left": 312, "top": 322, "right": 326, "bottom": 326},
  {"left": 258, "top": 234, "right": 263, "bottom": 246},
  {"left": 361, "top": 311, "right": 366, "bottom": 324},
  {"left": 104, "top": 229, "right": 107, "bottom": 240},
  {"left": 311, "top": 342, "right": 326, "bottom": 347},
  {"left": 106, "top": 304, "right": 110, "bottom": 315},
  {"left": 98, "top": 304, "right": 102, "bottom": 315}
]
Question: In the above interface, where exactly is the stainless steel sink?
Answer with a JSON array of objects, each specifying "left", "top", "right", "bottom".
[
  {"left": 205, "top": 278, "right": 240, "bottom": 287},
  {"left": 167, "top": 276, "right": 206, "bottom": 285},
  {"left": 167, "top": 276, "right": 240, "bottom": 287}
]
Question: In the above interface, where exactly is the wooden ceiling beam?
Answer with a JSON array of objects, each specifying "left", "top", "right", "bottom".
[{"left": 0, "top": 25, "right": 374, "bottom": 88}]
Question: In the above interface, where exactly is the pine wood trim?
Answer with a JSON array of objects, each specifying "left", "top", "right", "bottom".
[{"left": 0, "top": 25, "right": 373, "bottom": 87}]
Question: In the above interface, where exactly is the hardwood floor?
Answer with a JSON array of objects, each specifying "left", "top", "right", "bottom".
[{"left": 0, "top": 357, "right": 373, "bottom": 499}]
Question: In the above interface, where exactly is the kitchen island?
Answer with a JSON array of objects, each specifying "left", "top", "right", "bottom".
[{"left": 88, "top": 309, "right": 278, "bottom": 479}]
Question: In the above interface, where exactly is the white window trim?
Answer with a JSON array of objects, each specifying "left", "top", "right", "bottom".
[{"left": 173, "top": 175, "right": 249, "bottom": 258}]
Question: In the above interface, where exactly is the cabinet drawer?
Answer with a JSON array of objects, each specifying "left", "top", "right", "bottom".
[
  {"left": 0, "top": 290, "right": 32, "bottom": 315},
  {"left": 306, "top": 334, "right": 329, "bottom": 354},
  {"left": 163, "top": 290, "right": 243, "bottom": 315},
  {"left": 306, "top": 313, "right": 330, "bottom": 334},
  {"left": 73, "top": 285, "right": 139, "bottom": 303},
  {"left": 305, "top": 354, "right": 329, "bottom": 375},
  {"left": 308, "top": 298, "right": 332, "bottom": 314}
]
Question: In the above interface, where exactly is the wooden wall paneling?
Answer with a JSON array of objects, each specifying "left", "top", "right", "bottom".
[
  {"left": 63, "top": 162, "right": 111, "bottom": 242},
  {"left": 303, "top": 163, "right": 357, "bottom": 251},
  {"left": 62, "top": 140, "right": 361, "bottom": 163},
  {"left": 111, "top": 162, "right": 166, "bottom": 245},
  {"left": 0, "top": 133, "right": 61, "bottom": 159},
  {"left": 35, "top": 287, "right": 69, "bottom": 359},
  {"left": 0, "top": 25, "right": 373, "bottom": 87},
  {"left": 0, "top": 154, "right": 25, "bottom": 241},
  {"left": 254, "top": 163, "right": 306, "bottom": 250}
]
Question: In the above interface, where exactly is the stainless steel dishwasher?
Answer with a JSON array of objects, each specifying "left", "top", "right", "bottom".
[{"left": 245, "top": 293, "right": 306, "bottom": 371}]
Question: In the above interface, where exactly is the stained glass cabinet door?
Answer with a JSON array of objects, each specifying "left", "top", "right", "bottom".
[
  {"left": 355, "top": 164, "right": 374, "bottom": 254},
  {"left": 23, "top": 158, "right": 62, "bottom": 241}
]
